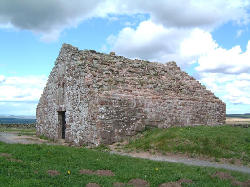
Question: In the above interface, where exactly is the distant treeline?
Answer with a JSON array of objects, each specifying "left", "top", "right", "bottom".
[
  {"left": 226, "top": 114, "right": 250, "bottom": 118},
  {"left": 0, "top": 118, "right": 36, "bottom": 124}
]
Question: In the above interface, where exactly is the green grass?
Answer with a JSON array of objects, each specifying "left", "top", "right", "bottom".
[
  {"left": 124, "top": 125, "right": 250, "bottom": 165},
  {"left": 0, "top": 142, "right": 249, "bottom": 186},
  {"left": 93, "top": 144, "right": 111, "bottom": 152},
  {"left": 0, "top": 127, "right": 36, "bottom": 136},
  {"left": 39, "top": 135, "right": 50, "bottom": 141}
]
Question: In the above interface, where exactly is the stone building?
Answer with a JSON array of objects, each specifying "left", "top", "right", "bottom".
[{"left": 36, "top": 44, "right": 226, "bottom": 146}]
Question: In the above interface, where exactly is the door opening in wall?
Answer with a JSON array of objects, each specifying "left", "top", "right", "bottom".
[{"left": 58, "top": 111, "right": 66, "bottom": 139}]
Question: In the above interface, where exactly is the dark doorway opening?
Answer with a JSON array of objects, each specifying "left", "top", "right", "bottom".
[{"left": 58, "top": 111, "right": 66, "bottom": 139}]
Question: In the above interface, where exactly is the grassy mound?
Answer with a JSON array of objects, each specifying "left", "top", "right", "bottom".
[
  {"left": 0, "top": 142, "right": 249, "bottom": 186},
  {"left": 124, "top": 125, "right": 250, "bottom": 165}
]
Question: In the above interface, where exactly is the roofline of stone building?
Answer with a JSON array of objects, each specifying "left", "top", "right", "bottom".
[
  {"left": 55, "top": 43, "right": 224, "bottom": 105},
  {"left": 60, "top": 43, "right": 179, "bottom": 67}
]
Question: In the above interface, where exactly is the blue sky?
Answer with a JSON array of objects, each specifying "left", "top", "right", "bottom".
[{"left": 0, "top": 0, "right": 250, "bottom": 116}]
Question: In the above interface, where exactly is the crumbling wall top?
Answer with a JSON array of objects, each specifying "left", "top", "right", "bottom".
[{"left": 54, "top": 43, "right": 222, "bottom": 103}]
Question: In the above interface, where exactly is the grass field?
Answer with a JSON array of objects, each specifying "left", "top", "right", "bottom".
[
  {"left": 123, "top": 125, "right": 250, "bottom": 166},
  {"left": 0, "top": 142, "right": 249, "bottom": 187}
]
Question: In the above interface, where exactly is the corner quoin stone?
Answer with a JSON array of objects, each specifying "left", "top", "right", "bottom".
[{"left": 36, "top": 43, "right": 226, "bottom": 146}]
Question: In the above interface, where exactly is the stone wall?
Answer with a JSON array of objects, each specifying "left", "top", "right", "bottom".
[
  {"left": 36, "top": 44, "right": 226, "bottom": 146},
  {"left": 36, "top": 45, "right": 98, "bottom": 145},
  {"left": 89, "top": 93, "right": 225, "bottom": 145}
]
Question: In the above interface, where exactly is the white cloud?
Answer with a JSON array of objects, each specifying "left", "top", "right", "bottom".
[
  {"left": 108, "top": 20, "right": 193, "bottom": 66},
  {"left": 39, "top": 29, "right": 61, "bottom": 43},
  {"left": 0, "top": 75, "right": 47, "bottom": 115},
  {"left": 0, "top": 0, "right": 101, "bottom": 41},
  {"left": 0, "top": 101, "right": 38, "bottom": 116},
  {"left": 199, "top": 73, "right": 250, "bottom": 106},
  {"left": 0, "top": 75, "right": 47, "bottom": 102},
  {"left": 180, "top": 29, "right": 250, "bottom": 74},
  {"left": 181, "top": 25, "right": 250, "bottom": 111},
  {"left": 109, "top": 18, "right": 250, "bottom": 73},
  {"left": 236, "top": 29, "right": 244, "bottom": 37},
  {"left": 0, "top": 0, "right": 249, "bottom": 41},
  {"left": 0, "top": 75, "right": 5, "bottom": 83},
  {"left": 196, "top": 41, "right": 250, "bottom": 74},
  {"left": 97, "top": 0, "right": 250, "bottom": 28},
  {"left": 180, "top": 29, "right": 218, "bottom": 58}
]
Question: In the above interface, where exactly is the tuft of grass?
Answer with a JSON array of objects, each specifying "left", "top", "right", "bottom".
[
  {"left": 0, "top": 142, "right": 249, "bottom": 186},
  {"left": 93, "top": 144, "right": 111, "bottom": 152},
  {"left": 125, "top": 125, "right": 250, "bottom": 165},
  {"left": 39, "top": 135, "right": 49, "bottom": 141}
]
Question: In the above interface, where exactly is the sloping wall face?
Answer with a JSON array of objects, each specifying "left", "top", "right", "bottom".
[
  {"left": 89, "top": 95, "right": 146, "bottom": 144},
  {"left": 36, "top": 45, "right": 99, "bottom": 145},
  {"left": 37, "top": 44, "right": 226, "bottom": 146},
  {"left": 144, "top": 98, "right": 225, "bottom": 128},
  {"left": 36, "top": 65, "right": 60, "bottom": 140},
  {"left": 90, "top": 94, "right": 225, "bottom": 145}
]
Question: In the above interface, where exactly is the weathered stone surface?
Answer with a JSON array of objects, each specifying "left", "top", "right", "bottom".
[{"left": 36, "top": 43, "right": 226, "bottom": 146}]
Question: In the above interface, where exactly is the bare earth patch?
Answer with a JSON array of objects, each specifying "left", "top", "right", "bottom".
[
  {"left": 79, "top": 169, "right": 115, "bottom": 176},
  {"left": 159, "top": 179, "right": 193, "bottom": 187},
  {"left": 7, "top": 158, "right": 23, "bottom": 163},
  {"left": 159, "top": 182, "right": 181, "bottom": 187},
  {"left": 127, "top": 178, "right": 150, "bottom": 187},
  {"left": 0, "top": 153, "right": 12, "bottom": 157},
  {"left": 177, "top": 179, "right": 193, "bottom": 184},
  {"left": 113, "top": 182, "right": 126, "bottom": 187},
  {"left": 231, "top": 180, "right": 250, "bottom": 187},
  {"left": 79, "top": 169, "right": 94, "bottom": 175},
  {"left": 34, "top": 170, "right": 39, "bottom": 174},
  {"left": 47, "top": 170, "right": 60, "bottom": 176},
  {"left": 86, "top": 183, "right": 101, "bottom": 187},
  {"left": 0, "top": 132, "right": 69, "bottom": 146},
  {"left": 211, "top": 171, "right": 250, "bottom": 187},
  {"left": 211, "top": 171, "right": 235, "bottom": 180},
  {"left": 0, "top": 152, "right": 23, "bottom": 162},
  {"left": 95, "top": 170, "right": 115, "bottom": 176}
]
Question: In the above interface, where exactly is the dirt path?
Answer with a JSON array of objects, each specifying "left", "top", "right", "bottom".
[
  {"left": 110, "top": 151, "right": 250, "bottom": 174},
  {"left": 0, "top": 132, "right": 63, "bottom": 145},
  {"left": 0, "top": 132, "right": 249, "bottom": 174}
]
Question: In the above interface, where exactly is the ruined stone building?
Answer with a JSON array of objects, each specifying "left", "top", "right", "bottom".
[{"left": 36, "top": 44, "right": 226, "bottom": 146}]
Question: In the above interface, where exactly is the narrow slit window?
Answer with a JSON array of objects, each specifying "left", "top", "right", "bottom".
[{"left": 58, "top": 111, "right": 66, "bottom": 139}]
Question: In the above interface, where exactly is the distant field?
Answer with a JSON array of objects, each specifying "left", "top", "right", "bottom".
[
  {"left": 226, "top": 117, "right": 250, "bottom": 125},
  {"left": 227, "top": 118, "right": 250, "bottom": 121},
  {"left": 226, "top": 114, "right": 250, "bottom": 119},
  {"left": 0, "top": 118, "right": 36, "bottom": 124}
]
